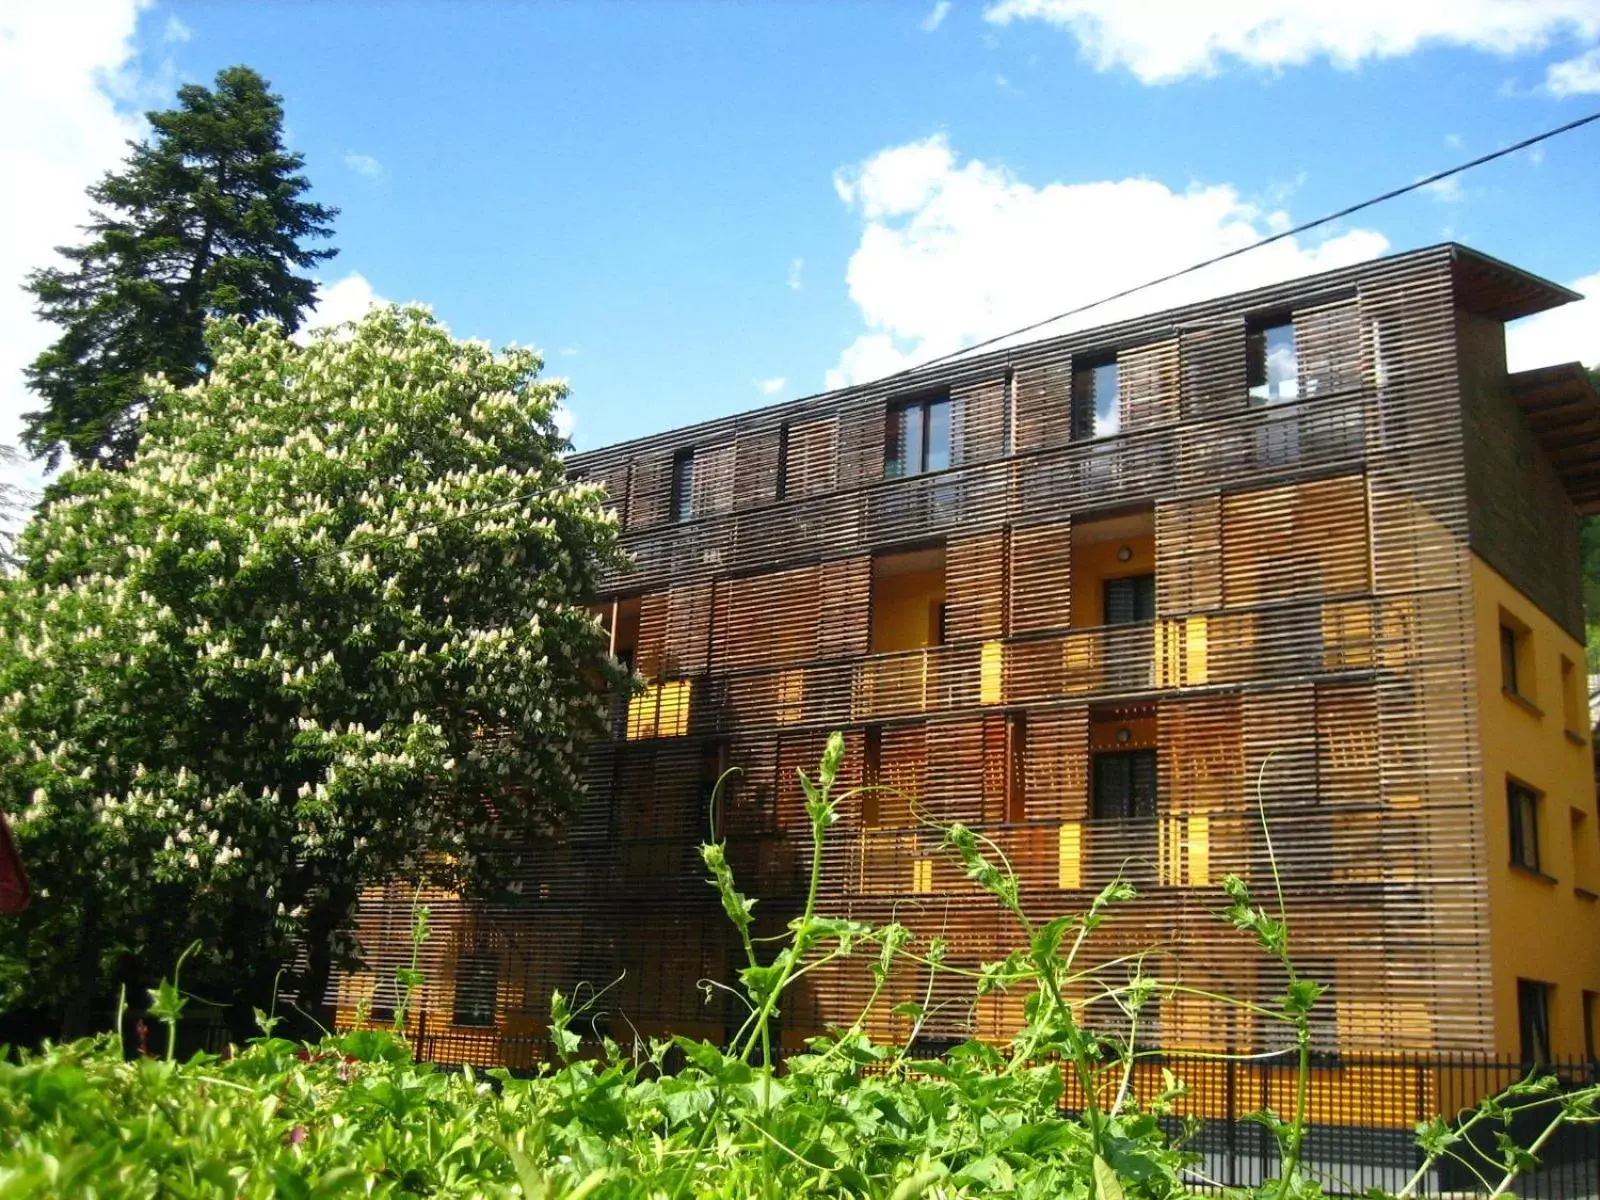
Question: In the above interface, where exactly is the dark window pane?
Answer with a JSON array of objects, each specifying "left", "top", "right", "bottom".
[
  {"left": 1093, "top": 754, "right": 1131, "bottom": 821},
  {"left": 884, "top": 406, "right": 907, "bottom": 478},
  {"left": 924, "top": 398, "right": 951, "bottom": 472},
  {"left": 1093, "top": 750, "right": 1157, "bottom": 821},
  {"left": 1501, "top": 625, "right": 1520, "bottom": 695},
  {"left": 776, "top": 423, "right": 790, "bottom": 499},
  {"left": 1509, "top": 781, "right": 1540, "bottom": 873},
  {"left": 1519, "top": 979, "right": 1551, "bottom": 1065},
  {"left": 670, "top": 451, "right": 695, "bottom": 521},
  {"left": 1248, "top": 320, "right": 1298, "bottom": 404},
  {"left": 1129, "top": 749, "right": 1157, "bottom": 819},
  {"left": 1104, "top": 575, "right": 1155, "bottom": 626}
]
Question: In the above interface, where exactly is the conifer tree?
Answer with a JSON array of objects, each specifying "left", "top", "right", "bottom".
[{"left": 21, "top": 66, "right": 337, "bottom": 469}]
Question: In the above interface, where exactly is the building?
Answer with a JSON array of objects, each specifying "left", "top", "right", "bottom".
[{"left": 338, "top": 243, "right": 1600, "bottom": 1066}]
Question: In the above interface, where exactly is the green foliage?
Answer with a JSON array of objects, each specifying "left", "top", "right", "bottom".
[
  {"left": 21, "top": 65, "right": 337, "bottom": 469},
  {"left": 2, "top": 736, "right": 1595, "bottom": 1197},
  {"left": 0, "top": 306, "right": 626, "bottom": 1023}
]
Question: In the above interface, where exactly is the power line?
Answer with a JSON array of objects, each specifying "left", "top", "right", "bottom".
[
  {"left": 895, "top": 107, "right": 1600, "bottom": 380},
  {"left": 301, "top": 107, "right": 1600, "bottom": 567}
]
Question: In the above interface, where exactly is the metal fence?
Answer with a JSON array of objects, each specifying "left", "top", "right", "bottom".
[{"left": 410, "top": 1029, "right": 1598, "bottom": 1198}]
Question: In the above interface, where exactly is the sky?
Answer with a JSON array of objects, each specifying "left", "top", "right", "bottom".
[{"left": 2, "top": 0, "right": 1600, "bottom": 504}]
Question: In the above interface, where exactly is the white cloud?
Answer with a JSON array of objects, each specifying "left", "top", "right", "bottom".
[
  {"left": 787, "top": 257, "right": 804, "bottom": 291},
  {"left": 553, "top": 403, "right": 576, "bottom": 441},
  {"left": 825, "top": 133, "right": 1389, "bottom": 389},
  {"left": 1420, "top": 175, "right": 1465, "bottom": 203},
  {"left": 301, "top": 273, "right": 388, "bottom": 338},
  {"left": 1445, "top": 132, "right": 1464, "bottom": 148},
  {"left": 344, "top": 151, "right": 384, "bottom": 180},
  {"left": 559, "top": 345, "right": 580, "bottom": 357},
  {"left": 1547, "top": 44, "right": 1600, "bottom": 92},
  {"left": 0, "top": 0, "right": 151, "bottom": 504},
  {"left": 921, "top": 1, "right": 953, "bottom": 32},
  {"left": 1506, "top": 271, "right": 1600, "bottom": 372},
  {"left": 756, "top": 377, "right": 787, "bottom": 396},
  {"left": 982, "top": 0, "right": 1600, "bottom": 84},
  {"left": 162, "top": 13, "right": 190, "bottom": 43}
]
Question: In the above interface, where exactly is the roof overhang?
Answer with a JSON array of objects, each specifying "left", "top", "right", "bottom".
[
  {"left": 1452, "top": 245, "right": 1581, "bottom": 321},
  {"left": 1507, "top": 363, "right": 1600, "bottom": 515}
]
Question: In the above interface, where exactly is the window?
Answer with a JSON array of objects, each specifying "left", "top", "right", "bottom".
[
  {"left": 885, "top": 393, "right": 952, "bottom": 478},
  {"left": 1518, "top": 979, "right": 1552, "bottom": 1065},
  {"left": 451, "top": 951, "right": 498, "bottom": 1028},
  {"left": 670, "top": 450, "right": 695, "bottom": 522},
  {"left": 1501, "top": 624, "right": 1521, "bottom": 697},
  {"left": 1093, "top": 749, "right": 1158, "bottom": 821},
  {"left": 1508, "top": 780, "right": 1542, "bottom": 874},
  {"left": 1073, "top": 355, "right": 1120, "bottom": 438},
  {"left": 1104, "top": 574, "right": 1156, "bottom": 626},
  {"left": 1586, "top": 991, "right": 1598, "bottom": 1062},
  {"left": 1247, "top": 317, "right": 1298, "bottom": 404},
  {"left": 1562, "top": 655, "right": 1585, "bottom": 735},
  {"left": 775, "top": 423, "right": 790, "bottom": 500}
]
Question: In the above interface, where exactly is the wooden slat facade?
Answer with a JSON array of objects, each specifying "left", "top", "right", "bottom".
[{"left": 333, "top": 244, "right": 1599, "bottom": 1061}]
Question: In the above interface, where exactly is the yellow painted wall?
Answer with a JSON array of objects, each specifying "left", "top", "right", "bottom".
[
  {"left": 1472, "top": 553, "right": 1600, "bottom": 1056},
  {"left": 1071, "top": 534, "right": 1155, "bottom": 626},
  {"left": 871, "top": 567, "right": 945, "bottom": 652}
]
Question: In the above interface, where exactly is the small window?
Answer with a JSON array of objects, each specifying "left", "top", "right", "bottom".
[
  {"left": 670, "top": 450, "right": 695, "bottom": 522},
  {"left": 1508, "top": 780, "right": 1542, "bottom": 874},
  {"left": 1562, "top": 655, "right": 1584, "bottom": 734},
  {"left": 1247, "top": 318, "right": 1298, "bottom": 404},
  {"left": 1092, "top": 749, "right": 1158, "bottom": 821},
  {"left": 1073, "top": 355, "right": 1121, "bottom": 438},
  {"left": 1518, "top": 979, "right": 1552, "bottom": 1065},
  {"left": 1104, "top": 574, "right": 1156, "bottom": 626},
  {"left": 1501, "top": 625, "right": 1521, "bottom": 697},
  {"left": 885, "top": 394, "right": 953, "bottom": 478},
  {"left": 1585, "top": 990, "right": 1597, "bottom": 1062}
]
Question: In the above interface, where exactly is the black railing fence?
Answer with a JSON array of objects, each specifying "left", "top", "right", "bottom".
[{"left": 409, "top": 1026, "right": 1598, "bottom": 1199}]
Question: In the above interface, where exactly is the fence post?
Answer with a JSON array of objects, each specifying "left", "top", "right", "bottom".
[
  {"left": 1224, "top": 1055, "right": 1238, "bottom": 1189},
  {"left": 1259, "top": 1058, "right": 1272, "bottom": 1184}
]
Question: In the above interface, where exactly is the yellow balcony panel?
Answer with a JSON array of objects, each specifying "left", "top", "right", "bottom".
[
  {"left": 979, "top": 640, "right": 1005, "bottom": 705},
  {"left": 1058, "top": 821, "right": 1083, "bottom": 890},
  {"left": 626, "top": 679, "right": 692, "bottom": 740}
]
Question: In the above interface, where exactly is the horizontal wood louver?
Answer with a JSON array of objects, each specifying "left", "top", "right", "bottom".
[{"left": 336, "top": 245, "right": 1590, "bottom": 1062}]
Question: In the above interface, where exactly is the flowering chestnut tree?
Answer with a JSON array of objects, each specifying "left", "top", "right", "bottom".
[{"left": 0, "top": 307, "right": 625, "bottom": 1031}]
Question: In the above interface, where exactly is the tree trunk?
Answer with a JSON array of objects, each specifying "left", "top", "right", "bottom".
[{"left": 283, "top": 882, "right": 358, "bottom": 1043}]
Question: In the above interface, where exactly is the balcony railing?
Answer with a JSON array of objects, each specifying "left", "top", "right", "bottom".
[{"left": 608, "top": 591, "right": 1445, "bottom": 741}]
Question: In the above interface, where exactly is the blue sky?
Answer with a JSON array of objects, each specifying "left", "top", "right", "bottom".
[{"left": 2, "top": 0, "right": 1599, "bottom": 482}]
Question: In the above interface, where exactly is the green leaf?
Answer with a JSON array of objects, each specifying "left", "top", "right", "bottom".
[{"left": 1093, "top": 1154, "right": 1127, "bottom": 1200}]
